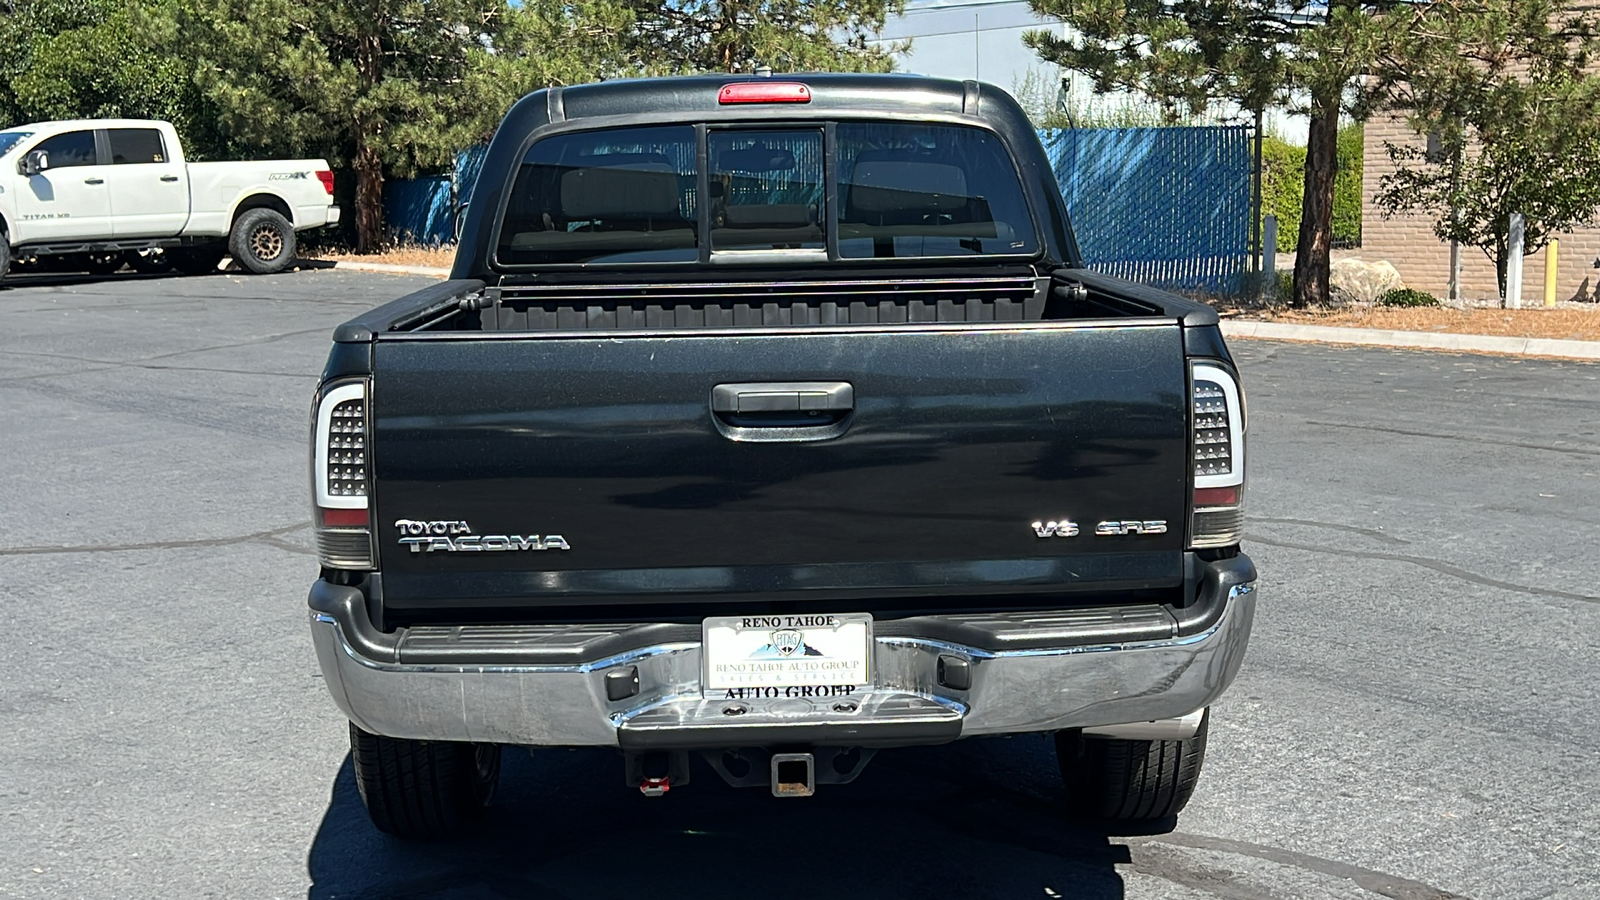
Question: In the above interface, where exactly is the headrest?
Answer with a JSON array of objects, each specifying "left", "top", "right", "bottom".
[
  {"left": 560, "top": 163, "right": 681, "bottom": 219},
  {"left": 848, "top": 158, "right": 970, "bottom": 215}
]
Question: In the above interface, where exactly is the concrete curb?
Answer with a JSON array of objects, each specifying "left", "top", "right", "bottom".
[
  {"left": 324, "top": 260, "right": 451, "bottom": 278},
  {"left": 1221, "top": 319, "right": 1600, "bottom": 361}
]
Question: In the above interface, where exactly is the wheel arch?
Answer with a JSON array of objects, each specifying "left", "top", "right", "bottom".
[{"left": 230, "top": 192, "right": 294, "bottom": 228}]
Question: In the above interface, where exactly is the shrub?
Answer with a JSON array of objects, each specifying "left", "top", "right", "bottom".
[
  {"left": 1379, "top": 287, "right": 1440, "bottom": 307},
  {"left": 1260, "top": 124, "right": 1363, "bottom": 252}
]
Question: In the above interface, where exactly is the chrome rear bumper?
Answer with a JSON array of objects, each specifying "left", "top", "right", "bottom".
[{"left": 309, "top": 556, "right": 1256, "bottom": 749}]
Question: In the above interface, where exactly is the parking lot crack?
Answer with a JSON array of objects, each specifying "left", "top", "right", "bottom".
[
  {"left": 1308, "top": 420, "right": 1600, "bottom": 457},
  {"left": 0, "top": 522, "right": 313, "bottom": 557},
  {"left": 1249, "top": 516, "right": 1410, "bottom": 545},
  {"left": 1244, "top": 533, "right": 1600, "bottom": 604},
  {"left": 1142, "top": 832, "right": 1473, "bottom": 899}
]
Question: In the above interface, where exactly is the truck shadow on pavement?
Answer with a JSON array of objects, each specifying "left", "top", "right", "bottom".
[{"left": 307, "top": 735, "right": 1138, "bottom": 900}]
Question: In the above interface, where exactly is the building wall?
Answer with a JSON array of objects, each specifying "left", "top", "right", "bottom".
[{"left": 1361, "top": 113, "right": 1600, "bottom": 304}]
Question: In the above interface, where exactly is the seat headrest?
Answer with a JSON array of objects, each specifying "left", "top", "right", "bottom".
[
  {"left": 847, "top": 155, "right": 970, "bottom": 217},
  {"left": 560, "top": 163, "right": 681, "bottom": 219}
]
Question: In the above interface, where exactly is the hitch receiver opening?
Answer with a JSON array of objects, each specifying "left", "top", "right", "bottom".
[{"left": 771, "top": 753, "right": 815, "bottom": 797}]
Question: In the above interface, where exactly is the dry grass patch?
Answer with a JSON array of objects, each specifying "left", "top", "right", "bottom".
[
  {"left": 1245, "top": 306, "right": 1600, "bottom": 342},
  {"left": 313, "top": 245, "right": 456, "bottom": 269}
]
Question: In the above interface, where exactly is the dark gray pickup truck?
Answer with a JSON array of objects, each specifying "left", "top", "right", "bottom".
[{"left": 307, "top": 73, "right": 1255, "bottom": 838}]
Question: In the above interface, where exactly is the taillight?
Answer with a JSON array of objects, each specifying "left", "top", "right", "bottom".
[
  {"left": 312, "top": 380, "right": 373, "bottom": 568},
  {"left": 718, "top": 82, "right": 811, "bottom": 104},
  {"left": 316, "top": 170, "right": 335, "bottom": 196},
  {"left": 1190, "top": 363, "right": 1245, "bottom": 548}
]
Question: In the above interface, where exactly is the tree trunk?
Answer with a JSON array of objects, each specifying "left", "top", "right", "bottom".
[
  {"left": 353, "top": 31, "right": 384, "bottom": 253},
  {"left": 1292, "top": 92, "right": 1340, "bottom": 308},
  {"left": 354, "top": 136, "right": 384, "bottom": 254}
]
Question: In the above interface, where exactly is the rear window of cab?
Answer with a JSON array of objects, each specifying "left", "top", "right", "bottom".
[{"left": 495, "top": 121, "right": 1039, "bottom": 267}]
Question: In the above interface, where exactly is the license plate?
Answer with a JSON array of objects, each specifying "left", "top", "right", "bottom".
[{"left": 703, "top": 613, "right": 872, "bottom": 694}]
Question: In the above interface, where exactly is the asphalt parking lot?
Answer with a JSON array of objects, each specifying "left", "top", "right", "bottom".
[{"left": 2, "top": 268, "right": 1598, "bottom": 899}]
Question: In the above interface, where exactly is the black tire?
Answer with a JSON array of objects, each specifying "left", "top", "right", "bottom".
[
  {"left": 126, "top": 249, "right": 173, "bottom": 275},
  {"left": 1055, "top": 710, "right": 1209, "bottom": 823},
  {"left": 0, "top": 237, "right": 10, "bottom": 285},
  {"left": 82, "top": 251, "right": 123, "bottom": 276},
  {"left": 349, "top": 723, "right": 501, "bottom": 840},
  {"left": 167, "top": 246, "right": 226, "bottom": 276},
  {"left": 229, "top": 207, "right": 296, "bottom": 274}
]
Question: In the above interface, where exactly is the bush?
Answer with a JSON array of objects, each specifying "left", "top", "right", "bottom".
[
  {"left": 1260, "top": 124, "right": 1363, "bottom": 252},
  {"left": 1379, "top": 287, "right": 1440, "bottom": 307}
]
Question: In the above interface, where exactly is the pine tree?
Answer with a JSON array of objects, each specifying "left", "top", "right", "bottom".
[
  {"left": 1023, "top": 1, "right": 1394, "bottom": 307},
  {"left": 625, "top": 1, "right": 907, "bottom": 74},
  {"left": 175, "top": 0, "right": 535, "bottom": 252}
]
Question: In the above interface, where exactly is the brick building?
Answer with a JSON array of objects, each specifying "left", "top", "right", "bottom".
[{"left": 1361, "top": 105, "right": 1600, "bottom": 305}]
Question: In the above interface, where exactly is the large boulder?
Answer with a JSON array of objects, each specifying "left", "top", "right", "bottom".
[{"left": 1329, "top": 258, "right": 1403, "bottom": 305}]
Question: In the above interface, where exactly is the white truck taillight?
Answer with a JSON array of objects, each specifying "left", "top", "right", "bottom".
[
  {"left": 313, "top": 380, "right": 373, "bottom": 568},
  {"left": 1190, "top": 363, "right": 1245, "bottom": 548}
]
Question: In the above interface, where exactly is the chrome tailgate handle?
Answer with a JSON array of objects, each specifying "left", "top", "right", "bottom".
[{"left": 710, "top": 381, "right": 854, "bottom": 416}]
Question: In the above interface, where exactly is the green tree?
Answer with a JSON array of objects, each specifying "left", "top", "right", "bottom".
[
  {"left": 0, "top": 1, "right": 218, "bottom": 151},
  {"left": 1022, "top": 1, "right": 1394, "bottom": 307},
  {"left": 1260, "top": 124, "right": 1362, "bottom": 253},
  {"left": 174, "top": 0, "right": 532, "bottom": 252},
  {"left": 624, "top": 1, "right": 907, "bottom": 73},
  {"left": 1369, "top": 0, "right": 1600, "bottom": 300}
]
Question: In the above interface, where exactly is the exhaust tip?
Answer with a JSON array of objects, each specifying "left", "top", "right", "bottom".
[{"left": 770, "top": 753, "right": 815, "bottom": 797}]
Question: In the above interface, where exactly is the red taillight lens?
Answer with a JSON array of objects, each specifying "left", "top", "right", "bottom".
[
  {"left": 718, "top": 82, "right": 811, "bottom": 104},
  {"left": 1190, "top": 363, "right": 1245, "bottom": 548},
  {"left": 1193, "top": 486, "right": 1239, "bottom": 507},
  {"left": 318, "top": 507, "right": 369, "bottom": 527},
  {"left": 316, "top": 170, "right": 335, "bottom": 196},
  {"left": 313, "top": 381, "right": 373, "bottom": 569}
]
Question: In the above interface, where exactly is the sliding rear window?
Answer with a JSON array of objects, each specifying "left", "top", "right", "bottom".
[
  {"left": 836, "top": 123, "right": 1035, "bottom": 258},
  {"left": 497, "top": 125, "right": 698, "bottom": 265},
  {"left": 495, "top": 121, "right": 1037, "bottom": 267}
]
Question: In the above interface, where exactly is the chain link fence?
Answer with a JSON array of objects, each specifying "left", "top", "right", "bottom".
[{"left": 1044, "top": 125, "right": 1251, "bottom": 296}]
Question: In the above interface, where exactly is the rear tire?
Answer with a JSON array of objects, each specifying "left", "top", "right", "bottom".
[
  {"left": 167, "top": 246, "right": 226, "bottom": 276},
  {"left": 229, "top": 207, "right": 296, "bottom": 274},
  {"left": 0, "top": 237, "right": 10, "bottom": 285},
  {"left": 348, "top": 723, "right": 501, "bottom": 840},
  {"left": 1055, "top": 710, "right": 1209, "bottom": 823}
]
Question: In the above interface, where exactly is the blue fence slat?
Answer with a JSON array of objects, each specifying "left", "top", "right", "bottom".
[
  {"left": 1044, "top": 125, "right": 1250, "bottom": 295},
  {"left": 382, "top": 177, "right": 454, "bottom": 245},
  {"left": 386, "top": 129, "right": 1249, "bottom": 295},
  {"left": 381, "top": 144, "right": 490, "bottom": 246}
]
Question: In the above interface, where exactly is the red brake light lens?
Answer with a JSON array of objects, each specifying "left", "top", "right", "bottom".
[
  {"left": 316, "top": 170, "right": 335, "bottom": 196},
  {"left": 1193, "top": 486, "right": 1239, "bottom": 508},
  {"left": 718, "top": 82, "right": 811, "bottom": 104},
  {"left": 319, "top": 507, "right": 369, "bottom": 527}
]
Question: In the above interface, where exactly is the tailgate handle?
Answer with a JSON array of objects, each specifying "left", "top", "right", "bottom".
[{"left": 711, "top": 381, "right": 854, "bottom": 417}]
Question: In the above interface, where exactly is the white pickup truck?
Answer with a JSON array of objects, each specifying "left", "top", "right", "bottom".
[{"left": 0, "top": 118, "right": 340, "bottom": 282}]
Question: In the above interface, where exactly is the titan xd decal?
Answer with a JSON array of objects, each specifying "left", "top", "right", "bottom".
[{"left": 394, "top": 519, "right": 570, "bottom": 553}]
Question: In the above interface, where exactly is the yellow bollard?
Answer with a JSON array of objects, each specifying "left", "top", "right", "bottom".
[{"left": 1545, "top": 239, "right": 1559, "bottom": 307}]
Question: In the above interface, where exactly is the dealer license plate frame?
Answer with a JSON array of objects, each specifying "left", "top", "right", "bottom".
[{"left": 701, "top": 613, "right": 874, "bottom": 695}]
